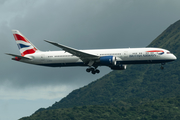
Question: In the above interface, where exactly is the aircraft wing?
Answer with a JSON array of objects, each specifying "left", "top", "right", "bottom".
[
  {"left": 44, "top": 40, "right": 99, "bottom": 65},
  {"left": 5, "top": 53, "right": 31, "bottom": 60}
]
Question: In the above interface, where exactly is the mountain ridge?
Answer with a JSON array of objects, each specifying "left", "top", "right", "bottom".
[{"left": 20, "top": 95, "right": 180, "bottom": 120}]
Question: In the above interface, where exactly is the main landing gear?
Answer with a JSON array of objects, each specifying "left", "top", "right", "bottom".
[
  {"left": 160, "top": 63, "right": 165, "bottom": 70},
  {"left": 86, "top": 67, "right": 100, "bottom": 74}
]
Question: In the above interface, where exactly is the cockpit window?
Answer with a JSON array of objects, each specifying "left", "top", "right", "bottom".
[{"left": 167, "top": 52, "right": 171, "bottom": 54}]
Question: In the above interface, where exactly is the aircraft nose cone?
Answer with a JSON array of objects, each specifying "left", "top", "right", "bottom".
[{"left": 172, "top": 54, "right": 177, "bottom": 60}]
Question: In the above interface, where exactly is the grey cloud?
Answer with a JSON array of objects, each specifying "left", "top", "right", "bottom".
[{"left": 0, "top": 0, "right": 7, "bottom": 5}]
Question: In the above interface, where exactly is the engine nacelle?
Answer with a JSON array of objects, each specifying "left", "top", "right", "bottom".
[
  {"left": 110, "top": 65, "right": 127, "bottom": 70},
  {"left": 99, "top": 56, "right": 116, "bottom": 65}
]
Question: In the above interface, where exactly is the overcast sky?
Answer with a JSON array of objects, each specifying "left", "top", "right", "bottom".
[{"left": 0, "top": 0, "right": 180, "bottom": 119}]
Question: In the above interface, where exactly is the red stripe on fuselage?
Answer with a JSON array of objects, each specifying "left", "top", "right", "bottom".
[
  {"left": 146, "top": 50, "right": 164, "bottom": 52},
  {"left": 13, "top": 34, "right": 30, "bottom": 43},
  {"left": 21, "top": 48, "right": 37, "bottom": 56}
]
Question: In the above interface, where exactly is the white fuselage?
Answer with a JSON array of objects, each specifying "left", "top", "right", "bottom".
[
  {"left": 8, "top": 30, "right": 177, "bottom": 74},
  {"left": 18, "top": 47, "right": 176, "bottom": 67}
]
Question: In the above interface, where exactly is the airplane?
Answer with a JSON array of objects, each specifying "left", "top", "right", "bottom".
[{"left": 6, "top": 30, "right": 177, "bottom": 74}]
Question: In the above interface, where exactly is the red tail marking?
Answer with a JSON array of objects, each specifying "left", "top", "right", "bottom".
[
  {"left": 21, "top": 48, "right": 37, "bottom": 56},
  {"left": 13, "top": 34, "right": 30, "bottom": 43}
]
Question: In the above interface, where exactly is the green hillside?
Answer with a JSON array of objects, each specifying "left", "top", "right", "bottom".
[
  {"left": 45, "top": 20, "right": 180, "bottom": 109},
  {"left": 20, "top": 96, "right": 180, "bottom": 120},
  {"left": 20, "top": 20, "right": 180, "bottom": 119}
]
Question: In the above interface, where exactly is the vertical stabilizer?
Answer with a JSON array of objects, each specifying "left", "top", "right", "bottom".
[{"left": 12, "top": 30, "right": 40, "bottom": 56}]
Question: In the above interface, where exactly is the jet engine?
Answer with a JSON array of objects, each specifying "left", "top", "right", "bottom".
[
  {"left": 110, "top": 65, "right": 127, "bottom": 70},
  {"left": 99, "top": 56, "right": 116, "bottom": 65}
]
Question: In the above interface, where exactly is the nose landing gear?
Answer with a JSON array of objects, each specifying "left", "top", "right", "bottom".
[
  {"left": 160, "top": 63, "right": 165, "bottom": 70},
  {"left": 86, "top": 67, "right": 100, "bottom": 74},
  {"left": 160, "top": 66, "right": 164, "bottom": 70}
]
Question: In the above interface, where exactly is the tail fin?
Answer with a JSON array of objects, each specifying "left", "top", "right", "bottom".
[{"left": 12, "top": 30, "right": 40, "bottom": 56}]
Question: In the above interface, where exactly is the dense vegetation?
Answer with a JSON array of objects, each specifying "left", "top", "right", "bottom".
[
  {"left": 20, "top": 96, "right": 180, "bottom": 120},
  {"left": 20, "top": 20, "right": 180, "bottom": 119}
]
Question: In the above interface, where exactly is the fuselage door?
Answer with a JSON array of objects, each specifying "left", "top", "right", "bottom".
[
  {"left": 41, "top": 54, "right": 45, "bottom": 62},
  {"left": 124, "top": 51, "right": 129, "bottom": 58}
]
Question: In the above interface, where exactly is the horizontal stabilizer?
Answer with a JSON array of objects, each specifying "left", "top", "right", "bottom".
[{"left": 5, "top": 53, "right": 31, "bottom": 60}]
